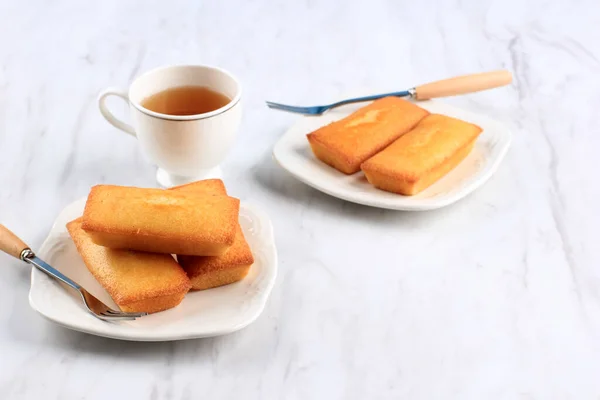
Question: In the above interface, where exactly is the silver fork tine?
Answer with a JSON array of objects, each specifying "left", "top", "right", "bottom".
[
  {"left": 266, "top": 102, "right": 295, "bottom": 111},
  {"left": 79, "top": 289, "right": 148, "bottom": 319},
  {"left": 103, "top": 309, "right": 147, "bottom": 317},
  {"left": 97, "top": 314, "right": 139, "bottom": 321},
  {"left": 265, "top": 101, "right": 291, "bottom": 109},
  {"left": 266, "top": 101, "right": 313, "bottom": 114}
]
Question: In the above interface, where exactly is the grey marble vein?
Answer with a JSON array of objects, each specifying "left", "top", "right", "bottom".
[{"left": 59, "top": 96, "right": 93, "bottom": 184}]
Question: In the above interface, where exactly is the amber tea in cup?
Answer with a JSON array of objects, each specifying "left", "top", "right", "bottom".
[
  {"left": 98, "top": 64, "right": 242, "bottom": 187},
  {"left": 141, "top": 86, "right": 231, "bottom": 116}
]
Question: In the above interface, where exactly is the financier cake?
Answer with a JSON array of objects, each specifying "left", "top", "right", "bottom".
[
  {"left": 177, "top": 224, "right": 254, "bottom": 290},
  {"left": 170, "top": 179, "right": 254, "bottom": 290},
  {"left": 306, "top": 97, "right": 429, "bottom": 174},
  {"left": 81, "top": 185, "right": 240, "bottom": 256},
  {"left": 361, "top": 114, "right": 483, "bottom": 195},
  {"left": 168, "top": 178, "right": 227, "bottom": 195},
  {"left": 67, "top": 218, "right": 191, "bottom": 313}
]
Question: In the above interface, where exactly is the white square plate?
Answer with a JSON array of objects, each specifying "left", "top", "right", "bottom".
[
  {"left": 29, "top": 198, "right": 278, "bottom": 341},
  {"left": 273, "top": 100, "right": 511, "bottom": 210}
]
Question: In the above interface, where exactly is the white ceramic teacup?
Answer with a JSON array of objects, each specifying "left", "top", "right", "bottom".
[{"left": 98, "top": 65, "right": 242, "bottom": 187}]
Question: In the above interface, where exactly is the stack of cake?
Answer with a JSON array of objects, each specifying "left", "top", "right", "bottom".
[
  {"left": 66, "top": 179, "right": 253, "bottom": 314},
  {"left": 306, "top": 97, "right": 483, "bottom": 195}
]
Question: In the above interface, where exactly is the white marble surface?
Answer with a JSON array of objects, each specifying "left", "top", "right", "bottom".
[{"left": 1, "top": 0, "right": 599, "bottom": 398}]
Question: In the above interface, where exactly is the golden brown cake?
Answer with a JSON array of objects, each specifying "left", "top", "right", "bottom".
[
  {"left": 306, "top": 97, "right": 429, "bottom": 174},
  {"left": 361, "top": 114, "right": 483, "bottom": 195},
  {"left": 66, "top": 218, "right": 191, "bottom": 313},
  {"left": 169, "top": 178, "right": 227, "bottom": 195},
  {"left": 178, "top": 224, "right": 254, "bottom": 290},
  {"left": 170, "top": 179, "right": 254, "bottom": 290},
  {"left": 81, "top": 185, "right": 239, "bottom": 256}
]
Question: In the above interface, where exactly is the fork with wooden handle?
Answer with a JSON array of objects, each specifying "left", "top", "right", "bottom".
[
  {"left": 266, "top": 70, "right": 513, "bottom": 115},
  {"left": 0, "top": 224, "right": 147, "bottom": 321}
]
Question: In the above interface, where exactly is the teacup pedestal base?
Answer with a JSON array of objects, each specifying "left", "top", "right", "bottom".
[{"left": 156, "top": 167, "right": 223, "bottom": 188}]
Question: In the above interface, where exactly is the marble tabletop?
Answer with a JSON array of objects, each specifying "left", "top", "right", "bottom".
[{"left": 1, "top": 0, "right": 599, "bottom": 398}]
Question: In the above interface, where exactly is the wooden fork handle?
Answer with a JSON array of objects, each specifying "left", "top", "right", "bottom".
[
  {"left": 0, "top": 224, "right": 30, "bottom": 259},
  {"left": 414, "top": 70, "right": 512, "bottom": 100}
]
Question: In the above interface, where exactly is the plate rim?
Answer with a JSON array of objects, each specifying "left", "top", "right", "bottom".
[
  {"left": 28, "top": 198, "right": 278, "bottom": 342},
  {"left": 272, "top": 99, "right": 511, "bottom": 211}
]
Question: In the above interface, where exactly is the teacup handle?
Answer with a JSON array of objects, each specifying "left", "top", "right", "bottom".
[{"left": 98, "top": 87, "right": 136, "bottom": 137}]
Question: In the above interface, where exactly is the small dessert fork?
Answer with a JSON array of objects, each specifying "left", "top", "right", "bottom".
[
  {"left": 0, "top": 224, "right": 147, "bottom": 321},
  {"left": 266, "top": 70, "right": 512, "bottom": 115}
]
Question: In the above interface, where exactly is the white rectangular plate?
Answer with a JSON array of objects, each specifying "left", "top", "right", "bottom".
[
  {"left": 273, "top": 100, "right": 511, "bottom": 210},
  {"left": 29, "top": 198, "right": 278, "bottom": 341}
]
